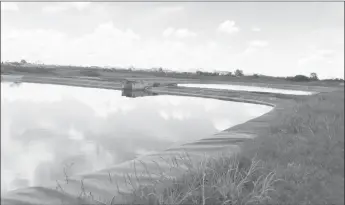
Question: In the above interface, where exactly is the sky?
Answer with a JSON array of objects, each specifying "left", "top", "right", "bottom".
[{"left": 1, "top": 2, "right": 344, "bottom": 79}]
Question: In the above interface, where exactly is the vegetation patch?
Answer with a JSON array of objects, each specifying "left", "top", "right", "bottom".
[
  {"left": 80, "top": 69, "right": 101, "bottom": 77},
  {"left": 71, "top": 153, "right": 280, "bottom": 205},
  {"left": 240, "top": 90, "right": 344, "bottom": 205}
]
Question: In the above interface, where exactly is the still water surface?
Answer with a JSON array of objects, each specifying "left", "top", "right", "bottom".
[
  {"left": 1, "top": 82, "right": 272, "bottom": 193},
  {"left": 178, "top": 83, "right": 313, "bottom": 95}
]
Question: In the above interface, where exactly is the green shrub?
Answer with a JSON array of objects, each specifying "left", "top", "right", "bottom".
[
  {"left": 235, "top": 69, "right": 244, "bottom": 77},
  {"left": 286, "top": 75, "right": 310, "bottom": 82},
  {"left": 152, "top": 82, "right": 161, "bottom": 87}
]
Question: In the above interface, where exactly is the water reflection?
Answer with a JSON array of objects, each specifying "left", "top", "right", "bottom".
[
  {"left": 1, "top": 82, "right": 272, "bottom": 192},
  {"left": 178, "top": 83, "right": 313, "bottom": 95}
]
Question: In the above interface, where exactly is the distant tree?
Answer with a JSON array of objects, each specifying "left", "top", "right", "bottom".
[
  {"left": 206, "top": 72, "right": 213, "bottom": 76},
  {"left": 128, "top": 66, "right": 134, "bottom": 71},
  {"left": 213, "top": 72, "right": 219, "bottom": 76},
  {"left": 20, "top": 59, "right": 27, "bottom": 64},
  {"left": 152, "top": 82, "right": 161, "bottom": 87},
  {"left": 310, "top": 72, "right": 319, "bottom": 81},
  {"left": 158, "top": 67, "right": 163, "bottom": 72},
  {"left": 235, "top": 69, "right": 244, "bottom": 77},
  {"left": 286, "top": 75, "right": 310, "bottom": 82},
  {"left": 253, "top": 74, "right": 259, "bottom": 78},
  {"left": 226, "top": 72, "right": 233, "bottom": 76}
]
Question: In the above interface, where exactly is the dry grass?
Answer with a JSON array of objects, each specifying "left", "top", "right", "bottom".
[
  {"left": 132, "top": 156, "right": 282, "bottom": 205},
  {"left": 71, "top": 153, "right": 281, "bottom": 205}
]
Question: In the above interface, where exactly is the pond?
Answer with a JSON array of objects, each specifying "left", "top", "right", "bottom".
[
  {"left": 178, "top": 83, "right": 313, "bottom": 95},
  {"left": 1, "top": 82, "right": 272, "bottom": 193}
]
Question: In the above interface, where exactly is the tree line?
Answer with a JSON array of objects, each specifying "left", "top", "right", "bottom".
[{"left": 2, "top": 59, "right": 344, "bottom": 82}]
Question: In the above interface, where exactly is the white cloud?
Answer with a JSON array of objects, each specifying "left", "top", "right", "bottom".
[
  {"left": 242, "top": 40, "right": 269, "bottom": 55},
  {"left": 252, "top": 27, "right": 261, "bottom": 32},
  {"left": 298, "top": 50, "right": 335, "bottom": 66},
  {"left": 1, "top": 29, "right": 67, "bottom": 63},
  {"left": 162, "top": 27, "right": 197, "bottom": 38},
  {"left": 298, "top": 49, "right": 335, "bottom": 66},
  {"left": 66, "top": 21, "right": 141, "bottom": 66},
  {"left": 297, "top": 48, "right": 343, "bottom": 79},
  {"left": 1, "top": 21, "right": 139, "bottom": 65},
  {"left": 1, "top": 2, "right": 19, "bottom": 12},
  {"left": 42, "top": 2, "right": 91, "bottom": 13},
  {"left": 248, "top": 40, "right": 269, "bottom": 47},
  {"left": 156, "top": 5, "right": 184, "bottom": 14},
  {"left": 207, "top": 41, "right": 218, "bottom": 49},
  {"left": 70, "top": 2, "right": 92, "bottom": 10},
  {"left": 308, "top": 28, "right": 344, "bottom": 48},
  {"left": 93, "top": 21, "right": 140, "bottom": 41},
  {"left": 2, "top": 20, "right": 343, "bottom": 79},
  {"left": 217, "top": 20, "right": 239, "bottom": 34},
  {"left": 295, "top": 28, "right": 344, "bottom": 78},
  {"left": 42, "top": 5, "right": 64, "bottom": 13},
  {"left": 162, "top": 27, "right": 175, "bottom": 37},
  {"left": 0, "top": 24, "right": 257, "bottom": 73},
  {"left": 175, "top": 28, "right": 197, "bottom": 38}
]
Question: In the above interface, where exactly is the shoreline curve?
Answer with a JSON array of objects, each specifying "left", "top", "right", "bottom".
[{"left": 1, "top": 78, "right": 328, "bottom": 205}]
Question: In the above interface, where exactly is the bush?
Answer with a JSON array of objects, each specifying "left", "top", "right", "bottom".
[
  {"left": 286, "top": 75, "right": 310, "bottom": 82},
  {"left": 253, "top": 74, "right": 259, "bottom": 78},
  {"left": 152, "top": 82, "right": 161, "bottom": 87},
  {"left": 226, "top": 72, "right": 233, "bottom": 76},
  {"left": 11, "top": 62, "right": 21, "bottom": 66},
  {"left": 235, "top": 69, "right": 244, "bottom": 77},
  {"left": 310, "top": 73, "right": 319, "bottom": 81},
  {"left": 196, "top": 71, "right": 218, "bottom": 76}
]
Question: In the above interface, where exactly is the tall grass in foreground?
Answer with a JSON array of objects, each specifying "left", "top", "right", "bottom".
[
  {"left": 126, "top": 156, "right": 281, "bottom": 205},
  {"left": 72, "top": 154, "right": 281, "bottom": 205}
]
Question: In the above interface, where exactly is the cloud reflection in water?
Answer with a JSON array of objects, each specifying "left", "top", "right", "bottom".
[{"left": 1, "top": 82, "right": 272, "bottom": 192}]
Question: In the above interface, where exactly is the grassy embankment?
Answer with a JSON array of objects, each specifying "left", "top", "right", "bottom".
[{"left": 82, "top": 87, "right": 343, "bottom": 205}]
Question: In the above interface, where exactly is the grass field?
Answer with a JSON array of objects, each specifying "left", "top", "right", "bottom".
[{"left": 239, "top": 89, "right": 344, "bottom": 205}]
